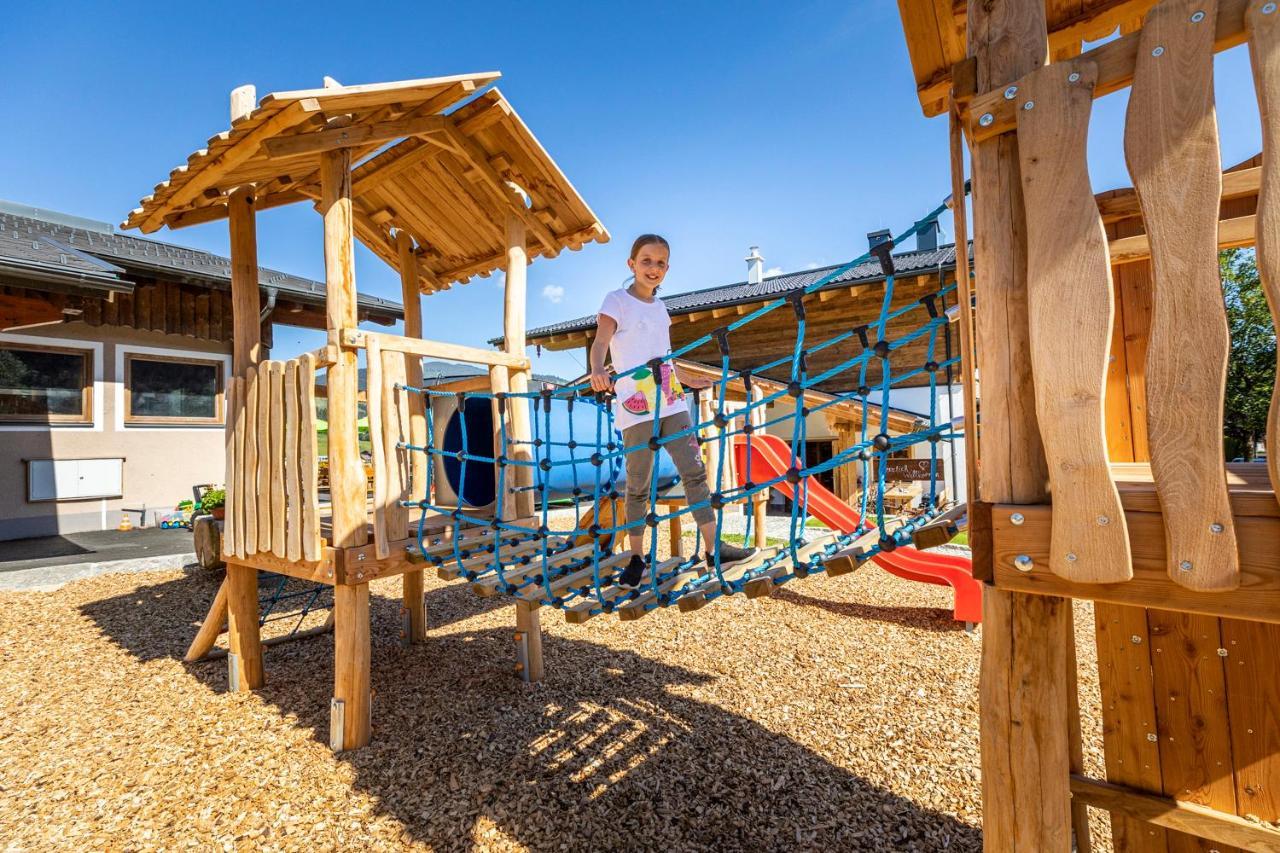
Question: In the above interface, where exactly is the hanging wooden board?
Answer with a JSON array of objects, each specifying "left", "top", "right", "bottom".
[
  {"left": 1125, "top": 0, "right": 1240, "bottom": 591},
  {"left": 1248, "top": 0, "right": 1280, "bottom": 498},
  {"left": 1016, "top": 60, "right": 1133, "bottom": 583}
]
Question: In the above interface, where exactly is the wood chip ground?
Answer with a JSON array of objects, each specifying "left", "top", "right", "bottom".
[{"left": 0, "top": 549, "right": 1115, "bottom": 851}]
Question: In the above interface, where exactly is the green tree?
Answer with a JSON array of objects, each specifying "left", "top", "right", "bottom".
[{"left": 1220, "top": 248, "right": 1276, "bottom": 461}]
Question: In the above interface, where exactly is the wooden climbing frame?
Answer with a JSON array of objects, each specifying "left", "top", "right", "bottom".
[
  {"left": 124, "top": 72, "right": 608, "bottom": 750},
  {"left": 899, "top": 0, "right": 1280, "bottom": 849}
]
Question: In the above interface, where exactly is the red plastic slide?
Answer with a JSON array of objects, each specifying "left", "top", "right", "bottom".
[{"left": 731, "top": 433, "right": 982, "bottom": 624}]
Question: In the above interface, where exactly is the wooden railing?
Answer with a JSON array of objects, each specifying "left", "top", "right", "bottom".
[
  {"left": 222, "top": 354, "right": 323, "bottom": 562},
  {"left": 999, "top": 0, "right": 1280, "bottom": 593}
]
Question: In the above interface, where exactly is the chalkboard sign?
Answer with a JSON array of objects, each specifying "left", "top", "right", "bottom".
[{"left": 883, "top": 458, "right": 943, "bottom": 482}]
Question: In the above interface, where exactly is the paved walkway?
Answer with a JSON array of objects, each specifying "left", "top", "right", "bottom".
[{"left": 0, "top": 528, "right": 197, "bottom": 592}]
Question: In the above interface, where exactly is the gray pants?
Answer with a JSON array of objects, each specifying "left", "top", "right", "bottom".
[{"left": 621, "top": 410, "right": 715, "bottom": 532}]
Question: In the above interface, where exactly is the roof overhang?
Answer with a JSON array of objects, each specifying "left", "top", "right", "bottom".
[{"left": 123, "top": 73, "right": 608, "bottom": 293}]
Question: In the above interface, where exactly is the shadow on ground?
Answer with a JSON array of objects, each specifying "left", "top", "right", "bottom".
[
  {"left": 772, "top": 587, "right": 966, "bottom": 632},
  {"left": 81, "top": 571, "right": 981, "bottom": 851}
]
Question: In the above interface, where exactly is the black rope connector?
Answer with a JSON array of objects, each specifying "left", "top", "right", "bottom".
[
  {"left": 538, "top": 525, "right": 550, "bottom": 537},
  {"left": 857, "top": 385, "right": 871, "bottom": 397},
  {"left": 743, "top": 422, "right": 755, "bottom": 435},
  {"left": 711, "top": 493, "right": 725, "bottom": 510},
  {"left": 590, "top": 452, "right": 604, "bottom": 467},
  {"left": 540, "top": 387, "right": 553, "bottom": 413},
  {"left": 456, "top": 392, "right": 466, "bottom": 407},
  {"left": 497, "top": 455, "right": 508, "bottom": 467},
  {"left": 744, "top": 480, "right": 756, "bottom": 491},
  {"left": 588, "top": 523, "right": 601, "bottom": 537},
  {"left": 785, "top": 467, "right": 802, "bottom": 485},
  {"left": 494, "top": 391, "right": 507, "bottom": 403},
  {"left": 648, "top": 436, "right": 662, "bottom": 452},
  {"left": 645, "top": 512, "right": 659, "bottom": 527},
  {"left": 924, "top": 361, "right": 939, "bottom": 373},
  {"left": 921, "top": 294, "right": 939, "bottom": 319},
  {"left": 608, "top": 489, "right": 621, "bottom": 501},
  {"left": 788, "top": 381, "right": 803, "bottom": 399},
  {"left": 873, "top": 340, "right": 890, "bottom": 359},
  {"left": 929, "top": 433, "right": 942, "bottom": 444},
  {"left": 451, "top": 508, "right": 463, "bottom": 520},
  {"left": 786, "top": 289, "right": 807, "bottom": 321},
  {"left": 873, "top": 433, "right": 892, "bottom": 451},
  {"left": 800, "top": 406, "right": 811, "bottom": 417},
  {"left": 539, "top": 458, "right": 553, "bottom": 472},
  {"left": 646, "top": 357, "right": 664, "bottom": 377},
  {"left": 566, "top": 440, "right": 577, "bottom": 450},
  {"left": 713, "top": 327, "right": 731, "bottom": 357},
  {"left": 533, "top": 438, "right": 544, "bottom": 448},
  {"left": 869, "top": 234, "right": 895, "bottom": 276},
  {"left": 571, "top": 487, "right": 582, "bottom": 497},
  {"left": 857, "top": 446, "right": 872, "bottom": 461},
  {"left": 455, "top": 450, "right": 466, "bottom": 462},
  {"left": 879, "top": 535, "right": 898, "bottom": 553},
  {"left": 854, "top": 325, "right": 871, "bottom": 351},
  {"left": 794, "top": 563, "right": 810, "bottom": 579},
  {"left": 714, "top": 412, "right": 729, "bottom": 429},
  {"left": 607, "top": 442, "right": 617, "bottom": 452}
]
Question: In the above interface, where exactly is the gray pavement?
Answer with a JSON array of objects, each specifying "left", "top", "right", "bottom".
[{"left": 0, "top": 527, "right": 198, "bottom": 592}]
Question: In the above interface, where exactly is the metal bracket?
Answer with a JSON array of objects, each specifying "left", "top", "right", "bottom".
[{"left": 329, "top": 698, "right": 345, "bottom": 751}]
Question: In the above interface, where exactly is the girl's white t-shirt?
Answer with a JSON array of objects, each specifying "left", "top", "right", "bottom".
[{"left": 598, "top": 288, "right": 688, "bottom": 430}]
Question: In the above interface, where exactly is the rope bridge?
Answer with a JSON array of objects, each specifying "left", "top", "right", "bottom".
[{"left": 401, "top": 200, "right": 963, "bottom": 622}]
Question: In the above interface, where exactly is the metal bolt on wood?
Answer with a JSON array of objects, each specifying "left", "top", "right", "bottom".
[
  {"left": 1022, "top": 100, "right": 1035, "bottom": 110},
  {"left": 1217, "top": 648, "right": 1229, "bottom": 657},
  {"left": 1266, "top": 2, "right": 1277, "bottom": 14},
  {"left": 978, "top": 113, "right": 994, "bottom": 127},
  {"left": 1068, "top": 72, "right": 1081, "bottom": 83},
  {"left": 1131, "top": 635, "right": 1142, "bottom": 644},
  {"left": 1190, "top": 10, "right": 1205, "bottom": 21},
  {"left": 1014, "top": 555, "right": 1034, "bottom": 572},
  {"left": 1009, "top": 512, "right": 1025, "bottom": 526},
  {"left": 1066, "top": 553, "right": 1078, "bottom": 562},
  {"left": 1152, "top": 45, "right": 1165, "bottom": 56},
  {"left": 1003, "top": 86, "right": 1018, "bottom": 99},
  {"left": 1096, "top": 515, "right": 1109, "bottom": 526},
  {"left": 1209, "top": 522, "right": 1224, "bottom": 534},
  {"left": 1147, "top": 733, "right": 1159, "bottom": 742},
  {"left": 1178, "top": 560, "right": 1193, "bottom": 572}
]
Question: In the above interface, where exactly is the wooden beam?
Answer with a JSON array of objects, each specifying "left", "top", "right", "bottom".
[
  {"left": 1069, "top": 774, "right": 1280, "bottom": 852},
  {"left": 1110, "top": 213, "right": 1256, "bottom": 265},
  {"left": 351, "top": 139, "right": 438, "bottom": 197},
  {"left": 136, "top": 98, "right": 322, "bottom": 233},
  {"left": 968, "top": 0, "right": 1249, "bottom": 143},
  {"left": 333, "top": 582, "right": 370, "bottom": 750},
  {"left": 263, "top": 114, "right": 449, "bottom": 159},
  {"left": 164, "top": 189, "right": 312, "bottom": 230},
  {"left": 1098, "top": 164, "right": 1260, "bottom": 223},
  {"left": 505, "top": 213, "right": 536, "bottom": 520},
  {"left": 341, "top": 328, "right": 528, "bottom": 369},
  {"left": 991, "top": 503, "right": 1280, "bottom": 624},
  {"left": 396, "top": 230, "right": 428, "bottom": 645}
]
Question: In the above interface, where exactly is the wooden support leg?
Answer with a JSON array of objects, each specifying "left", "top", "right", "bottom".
[
  {"left": 225, "top": 563, "right": 264, "bottom": 690},
  {"left": 1066, "top": 622, "right": 1093, "bottom": 853},
  {"left": 514, "top": 600, "right": 543, "bottom": 683},
  {"left": 980, "top": 588, "right": 1073, "bottom": 851},
  {"left": 402, "top": 569, "right": 427, "bottom": 645},
  {"left": 333, "top": 583, "right": 371, "bottom": 751},
  {"left": 185, "top": 578, "right": 229, "bottom": 662}
]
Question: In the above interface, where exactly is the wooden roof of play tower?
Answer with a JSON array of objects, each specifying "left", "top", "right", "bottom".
[
  {"left": 900, "top": 0, "right": 1168, "bottom": 116},
  {"left": 123, "top": 73, "right": 608, "bottom": 292}
]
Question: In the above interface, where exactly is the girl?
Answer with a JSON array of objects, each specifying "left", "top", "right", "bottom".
[{"left": 589, "top": 234, "right": 756, "bottom": 588}]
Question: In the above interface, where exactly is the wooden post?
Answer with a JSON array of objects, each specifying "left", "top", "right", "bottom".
[
  {"left": 396, "top": 231, "right": 427, "bottom": 644},
  {"left": 489, "top": 364, "right": 515, "bottom": 520},
  {"left": 224, "top": 84, "right": 264, "bottom": 692},
  {"left": 504, "top": 213, "right": 535, "bottom": 520},
  {"left": 514, "top": 600, "right": 543, "bottom": 683},
  {"left": 966, "top": 2, "right": 1073, "bottom": 850},
  {"left": 333, "top": 582, "right": 370, "bottom": 750},
  {"left": 321, "top": 142, "right": 371, "bottom": 749}
]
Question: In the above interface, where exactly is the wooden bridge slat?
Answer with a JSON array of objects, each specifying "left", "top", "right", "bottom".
[
  {"left": 1016, "top": 60, "right": 1133, "bottom": 583},
  {"left": 1247, "top": 0, "right": 1280, "bottom": 499},
  {"left": 382, "top": 351, "right": 411, "bottom": 542},
  {"left": 243, "top": 369, "right": 259, "bottom": 555},
  {"left": 366, "top": 336, "right": 388, "bottom": 559},
  {"left": 1126, "top": 0, "right": 1239, "bottom": 591},
  {"left": 1221, "top": 618, "right": 1280, "bottom": 824}
]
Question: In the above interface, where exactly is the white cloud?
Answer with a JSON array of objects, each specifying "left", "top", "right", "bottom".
[
  {"left": 804, "top": 261, "right": 820, "bottom": 269},
  {"left": 541, "top": 284, "right": 565, "bottom": 304},
  {"left": 765, "top": 266, "right": 784, "bottom": 277}
]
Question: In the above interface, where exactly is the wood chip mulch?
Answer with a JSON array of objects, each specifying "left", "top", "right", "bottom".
[{"left": 0, "top": 554, "right": 1113, "bottom": 852}]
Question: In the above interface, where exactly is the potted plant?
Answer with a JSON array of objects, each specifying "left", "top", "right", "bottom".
[{"left": 202, "top": 488, "right": 226, "bottom": 520}]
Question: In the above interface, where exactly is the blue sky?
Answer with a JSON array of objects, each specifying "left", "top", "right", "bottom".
[{"left": 1, "top": 1, "right": 1264, "bottom": 381}]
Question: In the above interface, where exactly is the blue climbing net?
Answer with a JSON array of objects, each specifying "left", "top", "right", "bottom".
[{"left": 400, "top": 200, "right": 962, "bottom": 619}]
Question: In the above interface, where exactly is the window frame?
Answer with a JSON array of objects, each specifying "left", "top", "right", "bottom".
[
  {"left": 123, "top": 352, "right": 225, "bottom": 426},
  {"left": 0, "top": 343, "right": 94, "bottom": 425}
]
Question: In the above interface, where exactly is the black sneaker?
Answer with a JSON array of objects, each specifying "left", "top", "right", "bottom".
[
  {"left": 706, "top": 541, "right": 756, "bottom": 568},
  {"left": 618, "top": 554, "right": 647, "bottom": 588}
]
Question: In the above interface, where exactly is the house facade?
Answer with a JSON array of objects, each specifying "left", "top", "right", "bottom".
[{"left": 0, "top": 201, "right": 401, "bottom": 540}]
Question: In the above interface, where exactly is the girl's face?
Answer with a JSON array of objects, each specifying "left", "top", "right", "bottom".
[{"left": 627, "top": 244, "right": 670, "bottom": 294}]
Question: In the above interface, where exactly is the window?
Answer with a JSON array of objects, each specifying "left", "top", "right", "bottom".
[
  {"left": 125, "top": 354, "right": 223, "bottom": 424},
  {"left": 0, "top": 345, "right": 93, "bottom": 423}
]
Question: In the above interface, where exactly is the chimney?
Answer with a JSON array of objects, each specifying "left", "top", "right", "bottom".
[
  {"left": 917, "top": 217, "right": 941, "bottom": 252},
  {"left": 745, "top": 246, "right": 765, "bottom": 285},
  {"left": 866, "top": 229, "right": 893, "bottom": 252}
]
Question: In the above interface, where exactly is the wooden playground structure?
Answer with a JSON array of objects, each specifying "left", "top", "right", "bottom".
[
  {"left": 898, "top": 0, "right": 1280, "bottom": 848},
  {"left": 119, "top": 0, "right": 1280, "bottom": 846}
]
